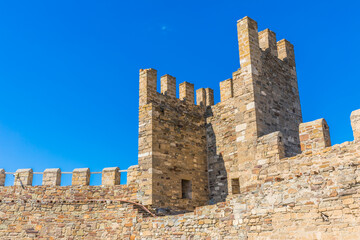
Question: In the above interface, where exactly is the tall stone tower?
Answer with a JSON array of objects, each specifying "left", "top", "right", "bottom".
[
  {"left": 137, "top": 16, "right": 302, "bottom": 210},
  {"left": 206, "top": 17, "right": 302, "bottom": 203}
]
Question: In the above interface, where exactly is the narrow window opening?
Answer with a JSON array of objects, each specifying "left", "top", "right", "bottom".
[
  {"left": 181, "top": 179, "right": 192, "bottom": 199},
  {"left": 231, "top": 178, "right": 240, "bottom": 195}
]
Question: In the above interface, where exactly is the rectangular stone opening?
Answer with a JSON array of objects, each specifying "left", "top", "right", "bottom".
[
  {"left": 181, "top": 179, "right": 192, "bottom": 199},
  {"left": 231, "top": 178, "right": 240, "bottom": 194}
]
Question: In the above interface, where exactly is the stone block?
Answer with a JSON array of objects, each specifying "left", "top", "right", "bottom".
[
  {"left": 14, "top": 168, "right": 33, "bottom": 186},
  {"left": 161, "top": 74, "right": 176, "bottom": 98},
  {"left": 259, "top": 28, "right": 277, "bottom": 56},
  {"left": 205, "top": 88, "right": 214, "bottom": 106},
  {"left": 351, "top": 109, "right": 360, "bottom": 141},
  {"left": 43, "top": 168, "right": 61, "bottom": 186},
  {"left": 196, "top": 88, "right": 206, "bottom": 107},
  {"left": 72, "top": 168, "right": 90, "bottom": 186},
  {"left": 255, "top": 131, "right": 285, "bottom": 160},
  {"left": 139, "top": 68, "right": 157, "bottom": 106},
  {"left": 179, "top": 82, "right": 194, "bottom": 104},
  {"left": 127, "top": 165, "right": 140, "bottom": 185},
  {"left": 220, "top": 78, "right": 233, "bottom": 102},
  {"left": 299, "top": 118, "right": 331, "bottom": 152},
  {"left": 277, "top": 39, "right": 295, "bottom": 67},
  {"left": 102, "top": 167, "right": 120, "bottom": 186},
  {"left": 0, "top": 169, "right": 5, "bottom": 186}
]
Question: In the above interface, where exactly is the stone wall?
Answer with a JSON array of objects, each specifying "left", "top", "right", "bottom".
[
  {"left": 138, "top": 69, "right": 209, "bottom": 210},
  {"left": 205, "top": 16, "right": 302, "bottom": 204},
  {"left": 1, "top": 138, "right": 360, "bottom": 239}
]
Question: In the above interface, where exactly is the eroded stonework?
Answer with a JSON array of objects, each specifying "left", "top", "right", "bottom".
[{"left": 1, "top": 16, "right": 360, "bottom": 239}]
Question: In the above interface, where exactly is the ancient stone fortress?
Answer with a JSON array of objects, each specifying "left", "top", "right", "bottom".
[{"left": 0, "top": 16, "right": 360, "bottom": 239}]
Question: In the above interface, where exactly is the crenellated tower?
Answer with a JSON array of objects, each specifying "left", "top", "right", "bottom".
[
  {"left": 207, "top": 16, "right": 302, "bottom": 202},
  {"left": 138, "top": 69, "right": 211, "bottom": 210},
  {"left": 138, "top": 16, "right": 303, "bottom": 209}
]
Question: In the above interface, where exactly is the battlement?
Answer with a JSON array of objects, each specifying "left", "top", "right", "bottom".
[
  {"left": 139, "top": 68, "right": 214, "bottom": 108},
  {"left": 1, "top": 15, "right": 360, "bottom": 239},
  {"left": 0, "top": 167, "right": 128, "bottom": 187}
]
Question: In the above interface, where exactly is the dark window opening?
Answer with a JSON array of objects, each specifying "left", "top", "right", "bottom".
[
  {"left": 231, "top": 178, "right": 240, "bottom": 195},
  {"left": 181, "top": 179, "right": 192, "bottom": 199}
]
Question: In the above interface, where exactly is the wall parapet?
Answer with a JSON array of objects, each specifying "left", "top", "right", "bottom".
[
  {"left": 299, "top": 118, "right": 331, "bottom": 153},
  {"left": 351, "top": 109, "right": 360, "bottom": 141},
  {"left": 0, "top": 167, "right": 128, "bottom": 187}
]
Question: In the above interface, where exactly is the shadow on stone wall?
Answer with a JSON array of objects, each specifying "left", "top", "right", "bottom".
[{"left": 206, "top": 121, "right": 229, "bottom": 204}]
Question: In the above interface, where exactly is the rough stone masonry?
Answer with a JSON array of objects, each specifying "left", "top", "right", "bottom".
[{"left": 1, "top": 16, "right": 360, "bottom": 239}]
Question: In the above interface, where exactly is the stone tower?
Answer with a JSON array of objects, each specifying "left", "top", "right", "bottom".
[{"left": 138, "top": 16, "right": 302, "bottom": 210}]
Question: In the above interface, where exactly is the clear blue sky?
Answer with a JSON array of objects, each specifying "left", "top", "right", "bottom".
[{"left": 0, "top": 1, "right": 359, "bottom": 185}]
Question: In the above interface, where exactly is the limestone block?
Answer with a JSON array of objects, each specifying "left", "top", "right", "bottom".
[
  {"left": 299, "top": 118, "right": 331, "bottom": 152},
  {"left": 259, "top": 29, "right": 277, "bottom": 56},
  {"left": 196, "top": 88, "right": 206, "bottom": 107},
  {"left": 139, "top": 68, "right": 157, "bottom": 106},
  {"left": 127, "top": 165, "right": 140, "bottom": 185},
  {"left": 0, "top": 169, "right": 5, "bottom": 186},
  {"left": 72, "top": 168, "right": 90, "bottom": 186},
  {"left": 179, "top": 82, "right": 194, "bottom": 104},
  {"left": 220, "top": 78, "right": 233, "bottom": 102},
  {"left": 14, "top": 168, "right": 33, "bottom": 186},
  {"left": 255, "top": 131, "right": 285, "bottom": 161},
  {"left": 160, "top": 74, "right": 176, "bottom": 98},
  {"left": 351, "top": 109, "right": 360, "bottom": 141},
  {"left": 102, "top": 167, "right": 120, "bottom": 186},
  {"left": 205, "top": 88, "right": 214, "bottom": 106},
  {"left": 43, "top": 168, "right": 61, "bottom": 186}
]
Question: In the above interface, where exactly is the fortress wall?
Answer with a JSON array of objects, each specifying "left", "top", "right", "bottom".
[
  {"left": 150, "top": 93, "right": 208, "bottom": 210},
  {"left": 1, "top": 126, "right": 360, "bottom": 239},
  {"left": 0, "top": 185, "right": 145, "bottom": 239},
  {"left": 205, "top": 17, "right": 303, "bottom": 203},
  {"left": 1, "top": 140, "right": 360, "bottom": 239},
  {"left": 0, "top": 198, "right": 144, "bottom": 239},
  {"left": 254, "top": 43, "right": 302, "bottom": 157},
  {"left": 138, "top": 69, "right": 209, "bottom": 210},
  {"left": 206, "top": 98, "right": 238, "bottom": 202},
  {"left": 136, "top": 139, "right": 360, "bottom": 239}
]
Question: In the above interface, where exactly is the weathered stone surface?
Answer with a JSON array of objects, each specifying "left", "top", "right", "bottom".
[
  {"left": 102, "top": 167, "right": 120, "bottom": 186},
  {"left": 72, "top": 168, "right": 90, "bottom": 186},
  {"left": 299, "top": 118, "right": 331, "bottom": 152},
  {"left": 0, "top": 169, "right": 5, "bottom": 186},
  {"left": 351, "top": 109, "right": 360, "bottom": 141},
  {"left": 14, "top": 168, "right": 33, "bottom": 186},
  {"left": 43, "top": 168, "right": 61, "bottom": 186},
  {"left": 0, "top": 16, "right": 359, "bottom": 239},
  {"left": 0, "top": 141, "right": 360, "bottom": 239}
]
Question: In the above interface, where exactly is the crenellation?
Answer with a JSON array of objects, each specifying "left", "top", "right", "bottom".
[
  {"left": 72, "top": 168, "right": 90, "bottom": 186},
  {"left": 219, "top": 78, "right": 233, "bottom": 102},
  {"left": 179, "top": 81, "right": 195, "bottom": 104},
  {"left": 277, "top": 39, "right": 295, "bottom": 67},
  {"left": 259, "top": 28, "right": 277, "bottom": 56},
  {"left": 351, "top": 109, "right": 360, "bottom": 141},
  {"left": 14, "top": 168, "right": 33, "bottom": 186},
  {"left": 102, "top": 167, "right": 120, "bottom": 186},
  {"left": 0, "top": 169, "right": 4, "bottom": 186},
  {"left": 1, "top": 16, "right": 359, "bottom": 239},
  {"left": 139, "top": 68, "right": 157, "bottom": 106},
  {"left": 160, "top": 74, "right": 176, "bottom": 98},
  {"left": 205, "top": 88, "right": 214, "bottom": 106},
  {"left": 43, "top": 168, "right": 61, "bottom": 186},
  {"left": 299, "top": 118, "right": 331, "bottom": 152},
  {"left": 237, "top": 16, "right": 261, "bottom": 73},
  {"left": 196, "top": 88, "right": 206, "bottom": 107}
]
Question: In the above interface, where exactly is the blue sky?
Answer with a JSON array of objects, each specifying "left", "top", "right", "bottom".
[{"left": 0, "top": 1, "right": 359, "bottom": 185}]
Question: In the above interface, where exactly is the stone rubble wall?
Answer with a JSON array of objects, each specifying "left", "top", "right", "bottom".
[
  {"left": 1, "top": 140, "right": 360, "bottom": 239},
  {"left": 138, "top": 69, "right": 210, "bottom": 210},
  {"left": 139, "top": 139, "right": 360, "bottom": 239}
]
